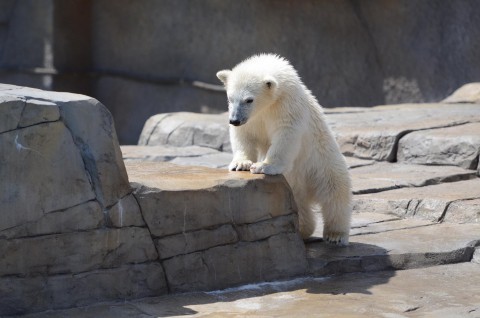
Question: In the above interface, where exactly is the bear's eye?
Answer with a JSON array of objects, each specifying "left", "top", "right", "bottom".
[{"left": 245, "top": 98, "right": 254, "bottom": 104}]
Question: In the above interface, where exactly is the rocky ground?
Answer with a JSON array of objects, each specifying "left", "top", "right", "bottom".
[{"left": 5, "top": 84, "right": 480, "bottom": 317}]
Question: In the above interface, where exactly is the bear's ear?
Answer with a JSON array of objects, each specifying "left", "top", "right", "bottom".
[
  {"left": 216, "top": 70, "right": 231, "bottom": 85},
  {"left": 263, "top": 76, "right": 278, "bottom": 90}
]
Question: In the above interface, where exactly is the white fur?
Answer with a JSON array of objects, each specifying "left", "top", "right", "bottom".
[{"left": 216, "top": 54, "right": 352, "bottom": 245}]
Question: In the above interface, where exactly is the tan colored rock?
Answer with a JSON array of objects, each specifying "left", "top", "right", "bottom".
[
  {"left": 350, "top": 162, "right": 477, "bottom": 194},
  {"left": 397, "top": 122, "right": 480, "bottom": 169},
  {"left": 0, "top": 122, "right": 96, "bottom": 231},
  {"left": 127, "top": 162, "right": 297, "bottom": 237},
  {"left": 127, "top": 161, "right": 306, "bottom": 293},
  {"left": 353, "top": 179, "right": 480, "bottom": 221},
  {"left": 0, "top": 227, "right": 157, "bottom": 276},
  {"left": 442, "top": 82, "right": 480, "bottom": 104}
]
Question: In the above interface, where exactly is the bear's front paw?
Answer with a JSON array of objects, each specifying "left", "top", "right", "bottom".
[
  {"left": 324, "top": 231, "right": 349, "bottom": 246},
  {"left": 229, "top": 160, "right": 253, "bottom": 171},
  {"left": 250, "top": 162, "right": 283, "bottom": 175}
]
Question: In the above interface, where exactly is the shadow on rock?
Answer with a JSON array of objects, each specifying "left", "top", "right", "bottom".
[{"left": 121, "top": 241, "right": 396, "bottom": 317}]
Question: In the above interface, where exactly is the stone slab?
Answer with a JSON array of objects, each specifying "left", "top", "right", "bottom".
[
  {"left": 311, "top": 213, "right": 427, "bottom": 239},
  {"left": 443, "top": 82, "right": 480, "bottom": 104},
  {"left": 307, "top": 222, "right": 480, "bottom": 276},
  {"left": 0, "top": 263, "right": 167, "bottom": 316},
  {"left": 326, "top": 103, "right": 480, "bottom": 161},
  {"left": 397, "top": 122, "right": 480, "bottom": 169},
  {"left": 0, "top": 227, "right": 158, "bottom": 276},
  {"left": 127, "top": 162, "right": 296, "bottom": 237},
  {"left": 121, "top": 145, "right": 218, "bottom": 162},
  {"left": 169, "top": 151, "right": 232, "bottom": 169},
  {"left": 444, "top": 199, "right": 480, "bottom": 223},
  {"left": 138, "top": 112, "right": 231, "bottom": 152},
  {"left": 18, "top": 263, "right": 480, "bottom": 318},
  {"left": 344, "top": 156, "right": 375, "bottom": 169},
  {"left": 353, "top": 178, "right": 480, "bottom": 221},
  {"left": 350, "top": 162, "right": 477, "bottom": 194},
  {"left": 121, "top": 144, "right": 232, "bottom": 168},
  {"left": 0, "top": 122, "right": 96, "bottom": 231}
]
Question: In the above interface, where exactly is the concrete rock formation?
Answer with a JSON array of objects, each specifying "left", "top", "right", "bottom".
[
  {"left": 0, "top": 85, "right": 307, "bottom": 315},
  {"left": 2, "top": 84, "right": 480, "bottom": 317}
]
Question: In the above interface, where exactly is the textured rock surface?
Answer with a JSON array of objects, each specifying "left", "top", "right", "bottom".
[
  {"left": 127, "top": 161, "right": 308, "bottom": 291},
  {"left": 0, "top": 87, "right": 159, "bottom": 315},
  {"left": 327, "top": 103, "right": 480, "bottom": 161},
  {"left": 138, "top": 112, "right": 230, "bottom": 152},
  {"left": 1, "top": 87, "right": 131, "bottom": 208},
  {"left": 350, "top": 162, "right": 477, "bottom": 194},
  {"left": 397, "top": 122, "right": 480, "bottom": 169},
  {"left": 0, "top": 263, "right": 168, "bottom": 315},
  {"left": 353, "top": 178, "right": 480, "bottom": 221},
  {"left": 0, "top": 122, "right": 96, "bottom": 231}
]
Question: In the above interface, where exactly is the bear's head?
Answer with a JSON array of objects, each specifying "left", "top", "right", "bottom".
[{"left": 216, "top": 65, "right": 279, "bottom": 127}]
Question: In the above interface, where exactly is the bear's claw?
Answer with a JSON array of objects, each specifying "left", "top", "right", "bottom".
[
  {"left": 324, "top": 232, "right": 349, "bottom": 246},
  {"left": 229, "top": 160, "right": 253, "bottom": 171}
]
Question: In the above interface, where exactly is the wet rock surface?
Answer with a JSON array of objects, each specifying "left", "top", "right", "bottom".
[{"left": 2, "top": 85, "right": 480, "bottom": 316}]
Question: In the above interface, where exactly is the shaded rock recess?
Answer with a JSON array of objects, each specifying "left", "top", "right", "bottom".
[{"left": 2, "top": 83, "right": 480, "bottom": 316}]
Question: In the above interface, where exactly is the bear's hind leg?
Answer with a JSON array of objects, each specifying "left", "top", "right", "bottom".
[
  {"left": 321, "top": 197, "right": 352, "bottom": 246},
  {"left": 296, "top": 199, "right": 317, "bottom": 240}
]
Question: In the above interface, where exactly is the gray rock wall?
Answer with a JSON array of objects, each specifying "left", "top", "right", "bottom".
[
  {"left": 1, "top": 1, "right": 480, "bottom": 143},
  {"left": 0, "top": 85, "right": 307, "bottom": 315}
]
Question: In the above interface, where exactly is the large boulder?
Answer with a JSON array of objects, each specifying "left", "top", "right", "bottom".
[
  {"left": 0, "top": 86, "right": 309, "bottom": 315},
  {"left": 0, "top": 86, "right": 166, "bottom": 315}
]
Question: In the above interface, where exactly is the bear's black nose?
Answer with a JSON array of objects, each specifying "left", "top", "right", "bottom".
[{"left": 230, "top": 119, "right": 241, "bottom": 126}]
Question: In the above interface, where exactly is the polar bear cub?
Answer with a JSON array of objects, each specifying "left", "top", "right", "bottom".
[{"left": 216, "top": 54, "right": 352, "bottom": 245}]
